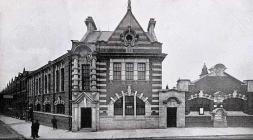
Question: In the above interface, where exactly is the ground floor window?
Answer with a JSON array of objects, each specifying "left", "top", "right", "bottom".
[
  {"left": 45, "top": 104, "right": 51, "bottom": 112},
  {"left": 114, "top": 96, "right": 145, "bottom": 116},
  {"left": 56, "top": 104, "right": 65, "bottom": 114},
  {"left": 36, "top": 104, "right": 41, "bottom": 111}
]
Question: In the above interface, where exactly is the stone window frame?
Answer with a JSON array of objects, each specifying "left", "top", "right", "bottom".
[
  {"left": 114, "top": 95, "right": 145, "bottom": 116},
  {"left": 109, "top": 59, "right": 149, "bottom": 81},
  {"left": 108, "top": 86, "right": 151, "bottom": 117},
  {"left": 137, "top": 63, "right": 146, "bottom": 80},
  {"left": 113, "top": 63, "right": 122, "bottom": 80}
]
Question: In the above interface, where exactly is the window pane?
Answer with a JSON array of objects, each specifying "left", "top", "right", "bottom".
[
  {"left": 113, "top": 63, "right": 121, "bottom": 80},
  {"left": 57, "top": 104, "right": 65, "bottom": 114},
  {"left": 136, "top": 98, "right": 145, "bottom": 115},
  {"left": 126, "top": 63, "right": 134, "bottom": 80},
  {"left": 114, "top": 97, "right": 123, "bottom": 115},
  {"left": 125, "top": 96, "right": 134, "bottom": 115},
  {"left": 61, "top": 68, "right": 64, "bottom": 91},
  {"left": 138, "top": 63, "right": 146, "bottom": 80},
  {"left": 56, "top": 70, "right": 59, "bottom": 92},
  {"left": 82, "top": 64, "right": 90, "bottom": 91}
]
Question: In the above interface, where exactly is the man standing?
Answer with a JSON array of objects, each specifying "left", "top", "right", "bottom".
[
  {"left": 51, "top": 116, "right": 57, "bottom": 129},
  {"left": 34, "top": 120, "right": 40, "bottom": 138},
  {"left": 31, "top": 120, "right": 36, "bottom": 139}
]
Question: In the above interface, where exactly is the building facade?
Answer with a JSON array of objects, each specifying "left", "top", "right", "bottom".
[{"left": 1, "top": 0, "right": 253, "bottom": 131}]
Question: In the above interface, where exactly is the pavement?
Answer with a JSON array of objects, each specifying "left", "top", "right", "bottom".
[
  {"left": 0, "top": 119, "right": 24, "bottom": 139},
  {"left": 1, "top": 115, "right": 253, "bottom": 139}
]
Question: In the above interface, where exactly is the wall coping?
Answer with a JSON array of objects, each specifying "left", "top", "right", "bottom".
[{"left": 33, "top": 111, "right": 71, "bottom": 118}]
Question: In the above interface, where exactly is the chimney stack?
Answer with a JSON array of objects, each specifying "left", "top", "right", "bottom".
[
  {"left": 147, "top": 18, "right": 157, "bottom": 41},
  {"left": 85, "top": 16, "right": 97, "bottom": 32}
]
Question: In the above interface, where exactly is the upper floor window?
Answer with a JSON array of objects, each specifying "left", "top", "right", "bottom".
[
  {"left": 82, "top": 64, "right": 90, "bottom": 91},
  {"left": 56, "top": 70, "right": 60, "bottom": 92},
  {"left": 48, "top": 74, "right": 51, "bottom": 92},
  {"left": 61, "top": 68, "right": 64, "bottom": 91},
  {"left": 44, "top": 75, "right": 47, "bottom": 94},
  {"left": 138, "top": 63, "right": 146, "bottom": 80},
  {"left": 113, "top": 63, "right": 121, "bottom": 80},
  {"left": 125, "top": 63, "right": 134, "bottom": 80},
  {"left": 45, "top": 104, "right": 51, "bottom": 112}
]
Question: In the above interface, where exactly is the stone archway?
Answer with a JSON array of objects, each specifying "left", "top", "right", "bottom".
[
  {"left": 108, "top": 85, "right": 151, "bottom": 116},
  {"left": 159, "top": 89, "right": 185, "bottom": 128}
]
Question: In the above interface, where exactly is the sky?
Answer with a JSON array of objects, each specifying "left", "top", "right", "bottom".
[{"left": 0, "top": 0, "right": 253, "bottom": 90}]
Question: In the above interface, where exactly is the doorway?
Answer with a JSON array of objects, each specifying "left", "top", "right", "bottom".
[
  {"left": 167, "top": 107, "right": 177, "bottom": 127},
  {"left": 81, "top": 108, "right": 92, "bottom": 128}
]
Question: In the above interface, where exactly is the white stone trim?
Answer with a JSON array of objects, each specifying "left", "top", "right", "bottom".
[
  {"left": 98, "top": 67, "right": 107, "bottom": 71},
  {"left": 99, "top": 94, "right": 107, "bottom": 97},
  {"left": 152, "top": 94, "right": 159, "bottom": 97},
  {"left": 152, "top": 100, "right": 159, "bottom": 102},
  {"left": 96, "top": 62, "right": 106, "bottom": 65},
  {"left": 97, "top": 73, "right": 106, "bottom": 76},
  {"left": 152, "top": 68, "right": 162, "bottom": 71},
  {"left": 152, "top": 84, "right": 162, "bottom": 87},
  {"left": 97, "top": 84, "right": 106, "bottom": 87},
  {"left": 152, "top": 63, "right": 161, "bottom": 66},
  {"left": 152, "top": 89, "right": 160, "bottom": 92},
  {"left": 152, "top": 73, "right": 162, "bottom": 76},
  {"left": 152, "top": 79, "right": 162, "bottom": 81},
  {"left": 99, "top": 100, "right": 106, "bottom": 103},
  {"left": 99, "top": 105, "right": 107, "bottom": 108},
  {"left": 98, "top": 89, "right": 107, "bottom": 92},
  {"left": 97, "top": 78, "right": 106, "bottom": 81}
]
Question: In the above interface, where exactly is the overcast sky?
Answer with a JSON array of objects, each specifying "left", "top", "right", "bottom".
[{"left": 1, "top": 0, "right": 253, "bottom": 90}]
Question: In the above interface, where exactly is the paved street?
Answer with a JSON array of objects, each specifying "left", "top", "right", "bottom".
[
  {"left": 0, "top": 119, "right": 24, "bottom": 139},
  {"left": 1, "top": 115, "right": 253, "bottom": 139}
]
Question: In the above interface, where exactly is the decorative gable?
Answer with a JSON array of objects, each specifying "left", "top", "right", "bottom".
[{"left": 107, "top": 5, "right": 151, "bottom": 46}]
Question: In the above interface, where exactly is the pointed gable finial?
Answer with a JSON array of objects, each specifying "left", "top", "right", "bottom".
[
  {"left": 127, "top": 0, "right": 131, "bottom": 11},
  {"left": 200, "top": 63, "right": 208, "bottom": 78}
]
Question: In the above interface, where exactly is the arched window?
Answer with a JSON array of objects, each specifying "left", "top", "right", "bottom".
[
  {"left": 114, "top": 97, "right": 123, "bottom": 115},
  {"left": 45, "top": 104, "right": 51, "bottom": 112},
  {"left": 56, "top": 104, "right": 65, "bottom": 114},
  {"left": 36, "top": 104, "right": 41, "bottom": 111},
  {"left": 136, "top": 98, "right": 145, "bottom": 115},
  {"left": 114, "top": 96, "right": 145, "bottom": 116}
]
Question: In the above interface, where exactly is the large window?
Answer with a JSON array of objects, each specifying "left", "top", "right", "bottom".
[
  {"left": 126, "top": 63, "right": 134, "bottom": 80},
  {"left": 82, "top": 64, "right": 90, "bottom": 91},
  {"left": 56, "top": 70, "right": 60, "bottom": 92},
  {"left": 44, "top": 75, "right": 47, "bottom": 94},
  {"left": 61, "top": 68, "right": 64, "bottom": 91},
  {"left": 138, "top": 63, "right": 146, "bottom": 80},
  {"left": 36, "top": 104, "right": 41, "bottom": 111},
  {"left": 45, "top": 104, "right": 51, "bottom": 112},
  {"left": 48, "top": 74, "right": 51, "bottom": 92},
  {"left": 114, "top": 97, "right": 123, "bottom": 115},
  {"left": 114, "top": 96, "right": 145, "bottom": 116},
  {"left": 113, "top": 63, "right": 121, "bottom": 80},
  {"left": 56, "top": 104, "right": 65, "bottom": 114}
]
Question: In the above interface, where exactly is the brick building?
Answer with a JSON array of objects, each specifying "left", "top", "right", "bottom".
[
  {"left": 25, "top": 0, "right": 167, "bottom": 131},
  {"left": 1, "top": 0, "right": 253, "bottom": 131}
]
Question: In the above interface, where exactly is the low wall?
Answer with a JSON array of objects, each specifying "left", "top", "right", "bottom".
[
  {"left": 227, "top": 116, "right": 253, "bottom": 127},
  {"left": 99, "top": 116, "right": 159, "bottom": 130},
  {"left": 185, "top": 116, "right": 212, "bottom": 127},
  {"left": 33, "top": 111, "right": 71, "bottom": 130}
]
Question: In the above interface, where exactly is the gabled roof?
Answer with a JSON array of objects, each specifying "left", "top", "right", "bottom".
[{"left": 107, "top": 7, "right": 152, "bottom": 44}]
